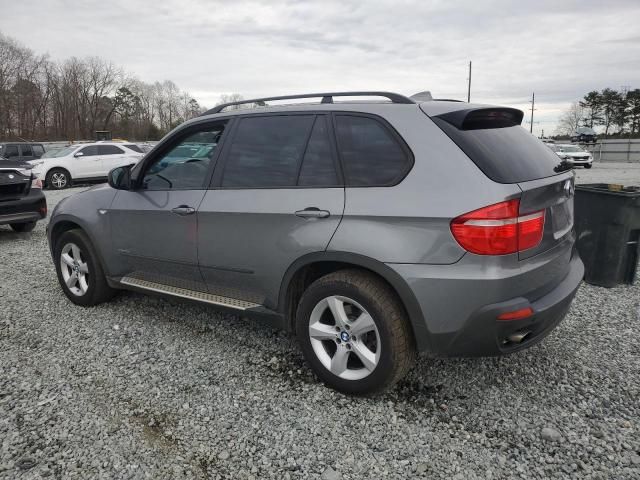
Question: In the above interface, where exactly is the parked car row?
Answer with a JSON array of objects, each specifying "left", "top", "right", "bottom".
[{"left": 0, "top": 141, "right": 147, "bottom": 189}]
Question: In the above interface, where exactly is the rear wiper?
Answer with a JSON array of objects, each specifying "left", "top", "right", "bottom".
[{"left": 554, "top": 160, "right": 573, "bottom": 173}]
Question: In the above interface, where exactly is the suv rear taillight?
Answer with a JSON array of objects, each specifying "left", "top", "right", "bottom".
[{"left": 451, "top": 199, "right": 545, "bottom": 255}]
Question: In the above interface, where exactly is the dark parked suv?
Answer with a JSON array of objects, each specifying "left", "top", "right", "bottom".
[
  {"left": 0, "top": 142, "right": 46, "bottom": 162},
  {"left": 0, "top": 159, "right": 47, "bottom": 232},
  {"left": 47, "top": 92, "right": 583, "bottom": 394}
]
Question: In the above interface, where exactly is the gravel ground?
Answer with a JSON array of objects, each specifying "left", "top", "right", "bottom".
[{"left": 1, "top": 178, "right": 639, "bottom": 480}]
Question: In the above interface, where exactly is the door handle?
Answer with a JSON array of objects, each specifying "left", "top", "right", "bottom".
[
  {"left": 295, "top": 207, "right": 330, "bottom": 219},
  {"left": 171, "top": 205, "right": 196, "bottom": 216}
]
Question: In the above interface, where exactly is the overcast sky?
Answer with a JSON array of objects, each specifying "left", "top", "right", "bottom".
[{"left": 1, "top": 0, "right": 639, "bottom": 135}]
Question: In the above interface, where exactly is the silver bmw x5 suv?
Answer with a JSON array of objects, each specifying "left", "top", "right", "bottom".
[{"left": 48, "top": 91, "right": 584, "bottom": 394}]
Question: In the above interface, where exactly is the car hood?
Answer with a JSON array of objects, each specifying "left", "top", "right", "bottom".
[
  {"left": 0, "top": 159, "right": 33, "bottom": 170},
  {"left": 563, "top": 152, "right": 590, "bottom": 158}
]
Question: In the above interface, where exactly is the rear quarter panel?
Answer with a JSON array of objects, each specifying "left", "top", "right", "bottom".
[{"left": 328, "top": 105, "right": 522, "bottom": 264}]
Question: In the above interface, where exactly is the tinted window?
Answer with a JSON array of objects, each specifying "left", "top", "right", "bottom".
[
  {"left": 124, "top": 144, "right": 143, "bottom": 153},
  {"left": 4, "top": 145, "right": 19, "bottom": 158},
  {"left": 98, "top": 145, "right": 124, "bottom": 155},
  {"left": 335, "top": 115, "right": 410, "bottom": 186},
  {"left": 222, "top": 115, "right": 314, "bottom": 188},
  {"left": 33, "top": 145, "right": 45, "bottom": 156},
  {"left": 78, "top": 146, "right": 98, "bottom": 156},
  {"left": 20, "top": 144, "right": 33, "bottom": 156},
  {"left": 143, "top": 123, "right": 226, "bottom": 190},
  {"left": 432, "top": 116, "right": 566, "bottom": 183},
  {"left": 298, "top": 116, "right": 338, "bottom": 186}
]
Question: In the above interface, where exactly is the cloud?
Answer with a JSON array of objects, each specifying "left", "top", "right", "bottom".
[{"left": 0, "top": 0, "right": 639, "bottom": 134}]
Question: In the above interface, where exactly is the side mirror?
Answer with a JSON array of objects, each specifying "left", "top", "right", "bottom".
[
  {"left": 108, "top": 165, "right": 133, "bottom": 190},
  {"left": 74, "top": 151, "right": 84, "bottom": 158}
]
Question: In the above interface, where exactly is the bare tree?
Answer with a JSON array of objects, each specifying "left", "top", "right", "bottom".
[{"left": 556, "top": 102, "right": 584, "bottom": 136}]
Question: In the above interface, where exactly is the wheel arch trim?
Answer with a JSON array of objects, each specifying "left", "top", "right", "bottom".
[{"left": 278, "top": 251, "right": 432, "bottom": 352}]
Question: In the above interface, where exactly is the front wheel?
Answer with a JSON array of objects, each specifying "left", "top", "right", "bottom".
[
  {"left": 296, "top": 269, "right": 415, "bottom": 395},
  {"left": 46, "top": 169, "right": 70, "bottom": 190},
  {"left": 54, "top": 229, "right": 116, "bottom": 306},
  {"left": 584, "top": 164, "right": 592, "bottom": 169},
  {"left": 10, "top": 221, "right": 36, "bottom": 232}
]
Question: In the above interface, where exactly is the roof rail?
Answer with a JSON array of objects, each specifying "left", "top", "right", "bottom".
[{"left": 202, "top": 91, "right": 415, "bottom": 115}]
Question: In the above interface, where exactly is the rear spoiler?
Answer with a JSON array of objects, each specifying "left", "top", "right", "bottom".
[{"left": 435, "top": 108, "right": 524, "bottom": 130}]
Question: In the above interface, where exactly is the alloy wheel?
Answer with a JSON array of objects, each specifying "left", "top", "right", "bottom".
[
  {"left": 51, "top": 172, "right": 67, "bottom": 188},
  {"left": 308, "top": 295, "right": 381, "bottom": 381},
  {"left": 60, "top": 242, "right": 89, "bottom": 296}
]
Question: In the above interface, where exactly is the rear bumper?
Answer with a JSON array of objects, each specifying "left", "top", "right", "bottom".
[
  {"left": 0, "top": 189, "right": 47, "bottom": 225},
  {"left": 388, "top": 239, "right": 583, "bottom": 355},
  {"left": 433, "top": 252, "right": 584, "bottom": 356}
]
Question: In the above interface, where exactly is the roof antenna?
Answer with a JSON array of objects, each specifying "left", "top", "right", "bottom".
[{"left": 410, "top": 91, "right": 433, "bottom": 102}]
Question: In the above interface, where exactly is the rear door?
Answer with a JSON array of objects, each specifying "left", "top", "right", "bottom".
[
  {"left": 197, "top": 113, "right": 344, "bottom": 307},
  {"left": 98, "top": 145, "right": 128, "bottom": 174}
]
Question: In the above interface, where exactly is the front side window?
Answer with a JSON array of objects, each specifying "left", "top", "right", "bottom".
[
  {"left": 98, "top": 145, "right": 125, "bottom": 155},
  {"left": 335, "top": 115, "right": 411, "bottom": 186},
  {"left": 124, "top": 144, "right": 143, "bottom": 153},
  {"left": 222, "top": 115, "right": 315, "bottom": 188},
  {"left": 78, "top": 146, "right": 99, "bottom": 157},
  {"left": 33, "top": 145, "right": 45, "bottom": 156},
  {"left": 142, "top": 122, "right": 226, "bottom": 190}
]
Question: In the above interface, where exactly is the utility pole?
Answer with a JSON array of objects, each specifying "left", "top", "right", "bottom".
[
  {"left": 467, "top": 61, "right": 472, "bottom": 102},
  {"left": 529, "top": 92, "right": 536, "bottom": 134}
]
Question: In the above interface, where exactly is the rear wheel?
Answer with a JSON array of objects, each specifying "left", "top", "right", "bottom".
[
  {"left": 47, "top": 169, "right": 70, "bottom": 190},
  {"left": 10, "top": 221, "right": 36, "bottom": 233},
  {"left": 54, "top": 229, "right": 116, "bottom": 306},
  {"left": 296, "top": 269, "right": 415, "bottom": 395}
]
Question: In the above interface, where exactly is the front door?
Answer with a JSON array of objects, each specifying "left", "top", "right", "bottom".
[
  {"left": 109, "top": 121, "right": 229, "bottom": 290},
  {"left": 197, "top": 114, "right": 344, "bottom": 308},
  {"left": 73, "top": 145, "right": 103, "bottom": 178}
]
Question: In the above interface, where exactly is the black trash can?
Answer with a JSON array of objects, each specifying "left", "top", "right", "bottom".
[{"left": 574, "top": 183, "right": 640, "bottom": 287}]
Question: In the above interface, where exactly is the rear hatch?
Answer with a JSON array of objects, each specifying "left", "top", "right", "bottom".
[
  {"left": 425, "top": 104, "right": 575, "bottom": 259},
  {"left": 0, "top": 160, "right": 33, "bottom": 201}
]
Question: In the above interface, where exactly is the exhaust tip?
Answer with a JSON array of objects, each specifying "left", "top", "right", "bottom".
[{"left": 507, "top": 331, "right": 531, "bottom": 344}]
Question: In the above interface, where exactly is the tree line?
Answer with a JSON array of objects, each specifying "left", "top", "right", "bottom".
[
  {"left": 0, "top": 32, "right": 208, "bottom": 142},
  {"left": 557, "top": 87, "right": 640, "bottom": 137}
]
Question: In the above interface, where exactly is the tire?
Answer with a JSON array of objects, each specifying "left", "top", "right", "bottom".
[
  {"left": 10, "top": 221, "right": 36, "bottom": 233},
  {"left": 296, "top": 269, "right": 415, "bottom": 395},
  {"left": 46, "top": 168, "right": 71, "bottom": 190},
  {"left": 54, "top": 229, "right": 116, "bottom": 306},
  {"left": 584, "top": 164, "right": 592, "bottom": 169}
]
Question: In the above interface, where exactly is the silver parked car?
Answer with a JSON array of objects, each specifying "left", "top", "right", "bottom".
[{"left": 47, "top": 91, "right": 583, "bottom": 394}]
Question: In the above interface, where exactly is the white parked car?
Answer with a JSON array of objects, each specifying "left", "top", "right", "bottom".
[
  {"left": 548, "top": 144, "right": 593, "bottom": 169},
  {"left": 29, "top": 142, "right": 144, "bottom": 189}
]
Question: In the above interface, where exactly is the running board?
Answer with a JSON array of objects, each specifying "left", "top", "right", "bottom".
[{"left": 119, "top": 276, "right": 261, "bottom": 310}]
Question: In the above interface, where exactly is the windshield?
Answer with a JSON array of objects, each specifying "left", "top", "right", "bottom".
[{"left": 48, "top": 146, "right": 78, "bottom": 158}]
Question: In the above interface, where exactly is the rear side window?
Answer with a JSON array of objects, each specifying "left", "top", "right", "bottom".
[
  {"left": 298, "top": 116, "right": 338, "bottom": 187},
  {"left": 20, "top": 144, "right": 33, "bottom": 156},
  {"left": 222, "top": 115, "right": 315, "bottom": 188},
  {"left": 335, "top": 115, "right": 411, "bottom": 186},
  {"left": 124, "top": 144, "right": 143, "bottom": 153},
  {"left": 432, "top": 109, "right": 566, "bottom": 183},
  {"left": 98, "top": 145, "right": 125, "bottom": 155}
]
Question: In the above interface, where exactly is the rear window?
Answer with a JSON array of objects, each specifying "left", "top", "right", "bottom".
[{"left": 432, "top": 109, "right": 567, "bottom": 184}]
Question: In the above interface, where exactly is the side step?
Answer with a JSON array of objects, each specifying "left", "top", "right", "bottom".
[{"left": 120, "top": 276, "right": 261, "bottom": 310}]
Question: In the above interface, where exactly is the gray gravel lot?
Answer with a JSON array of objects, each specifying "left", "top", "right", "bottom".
[{"left": 1, "top": 167, "right": 639, "bottom": 479}]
